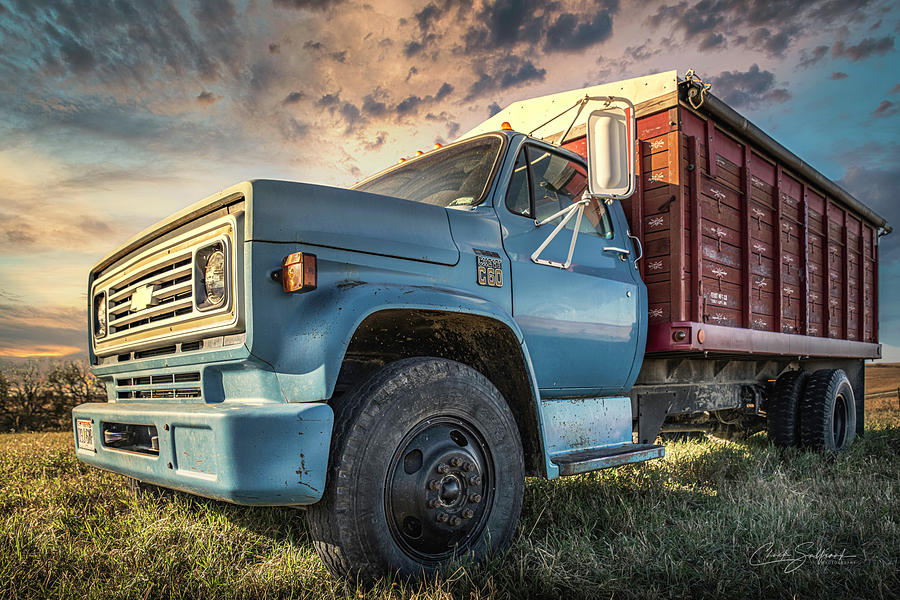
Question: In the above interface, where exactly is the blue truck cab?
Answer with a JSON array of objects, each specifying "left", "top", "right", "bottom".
[{"left": 74, "top": 96, "right": 658, "bottom": 577}]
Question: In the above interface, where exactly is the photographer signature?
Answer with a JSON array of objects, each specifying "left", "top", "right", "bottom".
[{"left": 749, "top": 541, "right": 861, "bottom": 573}]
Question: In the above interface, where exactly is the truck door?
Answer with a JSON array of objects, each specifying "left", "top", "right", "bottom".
[{"left": 496, "top": 139, "right": 644, "bottom": 397}]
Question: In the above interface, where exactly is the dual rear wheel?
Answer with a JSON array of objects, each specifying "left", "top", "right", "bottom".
[{"left": 767, "top": 368, "right": 857, "bottom": 451}]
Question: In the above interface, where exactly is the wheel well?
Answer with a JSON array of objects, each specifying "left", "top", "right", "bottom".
[{"left": 336, "top": 309, "right": 545, "bottom": 477}]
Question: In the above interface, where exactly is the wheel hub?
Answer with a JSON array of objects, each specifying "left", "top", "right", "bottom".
[{"left": 385, "top": 417, "right": 494, "bottom": 561}]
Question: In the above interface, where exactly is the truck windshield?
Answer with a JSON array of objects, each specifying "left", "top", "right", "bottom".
[{"left": 355, "top": 136, "right": 503, "bottom": 208}]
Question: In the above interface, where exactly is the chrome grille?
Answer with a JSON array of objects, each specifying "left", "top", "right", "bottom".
[
  {"left": 116, "top": 371, "right": 202, "bottom": 400},
  {"left": 107, "top": 255, "right": 194, "bottom": 334},
  {"left": 91, "top": 215, "right": 239, "bottom": 356}
]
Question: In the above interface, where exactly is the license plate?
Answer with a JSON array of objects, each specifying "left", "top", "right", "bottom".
[{"left": 76, "top": 419, "right": 94, "bottom": 452}]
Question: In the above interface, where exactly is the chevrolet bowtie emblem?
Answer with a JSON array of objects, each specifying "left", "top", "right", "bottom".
[{"left": 130, "top": 284, "right": 157, "bottom": 312}]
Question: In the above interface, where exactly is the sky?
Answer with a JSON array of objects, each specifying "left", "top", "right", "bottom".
[{"left": 0, "top": 0, "right": 898, "bottom": 361}]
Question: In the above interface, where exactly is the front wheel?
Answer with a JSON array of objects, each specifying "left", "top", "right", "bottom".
[{"left": 307, "top": 357, "right": 524, "bottom": 581}]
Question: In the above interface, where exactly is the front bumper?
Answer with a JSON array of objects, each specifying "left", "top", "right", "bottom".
[{"left": 72, "top": 401, "right": 333, "bottom": 505}]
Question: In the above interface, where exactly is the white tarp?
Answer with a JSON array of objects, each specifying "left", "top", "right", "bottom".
[{"left": 460, "top": 70, "right": 679, "bottom": 140}]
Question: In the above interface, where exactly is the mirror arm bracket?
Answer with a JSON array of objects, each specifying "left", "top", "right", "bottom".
[{"left": 530, "top": 194, "right": 590, "bottom": 269}]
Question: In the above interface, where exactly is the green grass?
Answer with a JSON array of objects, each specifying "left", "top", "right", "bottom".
[{"left": 1, "top": 403, "right": 898, "bottom": 600}]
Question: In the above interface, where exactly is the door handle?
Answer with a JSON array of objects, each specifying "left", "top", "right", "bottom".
[{"left": 603, "top": 246, "right": 630, "bottom": 261}]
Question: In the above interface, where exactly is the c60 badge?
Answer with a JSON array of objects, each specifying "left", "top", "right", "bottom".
[{"left": 476, "top": 255, "right": 503, "bottom": 288}]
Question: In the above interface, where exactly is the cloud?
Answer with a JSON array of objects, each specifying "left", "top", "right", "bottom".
[
  {"left": 434, "top": 82, "right": 453, "bottom": 101},
  {"left": 196, "top": 90, "right": 220, "bottom": 104},
  {"left": 0, "top": 303, "right": 85, "bottom": 358},
  {"left": 797, "top": 44, "right": 829, "bottom": 68},
  {"left": 711, "top": 64, "right": 790, "bottom": 108},
  {"left": 699, "top": 32, "right": 726, "bottom": 50},
  {"left": 832, "top": 36, "right": 895, "bottom": 61},
  {"left": 363, "top": 131, "right": 388, "bottom": 151},
  {"left": 488, "top": 102, "right": 502, "bottom": 117},
  {"left": 831, "top": 72, "right": 849, "bottom": 80},
  {"left": 273, "top": 0, "right": 344, "bottom": 10},
  {"left": 465, "top": 56, "right": 546, "bottom": 101},
  {"left": 282, "top": 91, "right": 305, "bottom": 104},
  {"left": 891, "top": 83, "right": 900, "bottom": 94},
  {"left": 647, "top": 1, "right": 874, "bottom": 56},
  {"left": 835, "top": 143, "right": 900, "bottom": 260},
  {"left": 749, "top": 26, "right": 798, "bottom": 56},
  {"left": 543, "top": 9, "right": 615, "bottom": 52},
  {"left": 268, "top": 42, "right": 280, "bottom": 53},
  {"left": 872, "top": 100, "right": 898, "bottom": 118}
]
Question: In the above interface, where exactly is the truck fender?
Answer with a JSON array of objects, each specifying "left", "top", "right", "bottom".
[{"left": 265, "top": 281, "right": 558, "bottom": 478}]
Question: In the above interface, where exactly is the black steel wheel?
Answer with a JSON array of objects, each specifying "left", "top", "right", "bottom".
[
  {"left": 386, "top": 417, "right": 494, "bottom": 561},
  {"left": 799, "top": 368, "right": 856, "bottom": 451},
  {"left": 307, "top": 357, "right": 524, "bottom": 581},
  {"left": 766, "top": 370, "right": 808, "bottom": 447}
]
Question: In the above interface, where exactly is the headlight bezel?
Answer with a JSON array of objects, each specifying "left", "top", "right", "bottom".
[
  {"left": 93, "top": 292, "right": 107, "bottom": 339},
  {"left": 194, "top": 239, "right": 230, "bottom": 312}
]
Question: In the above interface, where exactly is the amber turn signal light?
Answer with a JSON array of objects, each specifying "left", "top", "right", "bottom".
[{"left": 281, "top": 252, "right": 317, "bottom": 293}]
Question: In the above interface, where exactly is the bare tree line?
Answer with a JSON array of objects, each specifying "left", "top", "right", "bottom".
[{"left": 0, "top": 362, "right": 105, "bottom": 432}]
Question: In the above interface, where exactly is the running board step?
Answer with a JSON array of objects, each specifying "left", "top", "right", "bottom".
[{"left": 551, "top": 443, "right": 664, "bottom": 476}]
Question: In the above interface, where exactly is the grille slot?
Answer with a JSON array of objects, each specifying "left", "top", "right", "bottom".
[
  {"left": 116, "top": 371, "right": 202, "bottom": 401},
  {"left": 108, "top": 257, "right": 195, "bottom": 334}
]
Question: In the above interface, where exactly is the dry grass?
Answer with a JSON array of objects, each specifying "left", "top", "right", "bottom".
[
  {"left": 1, "top": 406, "right": 898, "bottom": 599},
  {"left": 867, "top": 362, "right": 900, "bottom": 397}
]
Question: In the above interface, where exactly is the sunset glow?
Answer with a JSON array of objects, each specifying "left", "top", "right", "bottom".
[{"left": 0, "top": 0, "right": 897, "bottom": 360}]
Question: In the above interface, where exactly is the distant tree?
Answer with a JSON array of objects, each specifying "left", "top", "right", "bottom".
[
  {"left": 46, "top": 362, "right": 105, "bottom": 428},
  {"left": 1, "top": 361, "right": 104, "bottom": 432}
]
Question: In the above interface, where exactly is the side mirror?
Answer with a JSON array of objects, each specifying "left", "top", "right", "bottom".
[{"left": 586, "top": 103, "right": 635, "bottom": 200}]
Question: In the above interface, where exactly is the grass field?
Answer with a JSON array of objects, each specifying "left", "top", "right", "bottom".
[{"left": 1, "top": 394, "right": 898, "bottom": 598}]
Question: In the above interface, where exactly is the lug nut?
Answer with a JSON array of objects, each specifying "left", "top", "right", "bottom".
[
  {"left": 428, "top": 498, "right": 441, "bottom": 508},
  {"left": 449, "top": 516, "right": 461, "bottom": 526},
  {"left": 469, "top": 475, "right": 481, "bottom": 486},
  {"left": 436, "top": 512, "right": 449, "bottom": 523},
  {"left": 462, "top": 509, "right": 474, "bottom": 519},
  {"left": 450, "top": 457, "right": 462, "bottom": 467},
  {"left": 428, "top": 479, "right": 440, "bottom": 490},
  {"left": 437, "top": 463, "right": 450, "bottom": 474},
  {"left": 463, "top": 462, "right": 474, "bottom": 472},
  {"left": 469, "top": 493, "right": 482, "bottom": 503}
]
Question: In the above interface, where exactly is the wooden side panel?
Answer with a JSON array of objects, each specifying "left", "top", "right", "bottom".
[
  {"left": 630, "top": 110, "right": 685, "bottom": 327},
  {"left": 580, "top": 103, "right": 880, "bottom": 353}
]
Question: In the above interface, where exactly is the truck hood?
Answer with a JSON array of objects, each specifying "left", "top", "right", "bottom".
[
  {"left": 91, "top": 179, "right": 461, "bottom": 276},
  {"left": 246, "top": 179, "right": 460, "bottom": 265}
]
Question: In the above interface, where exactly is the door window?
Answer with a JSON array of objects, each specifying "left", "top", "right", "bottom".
[{"left": 505, "top": 145, "right": 614, "bottom": 239}]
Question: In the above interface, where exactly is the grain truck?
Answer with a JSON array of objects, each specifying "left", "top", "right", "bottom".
[{"left": 73, "top": 71, "right": 890, "bottom": 580}]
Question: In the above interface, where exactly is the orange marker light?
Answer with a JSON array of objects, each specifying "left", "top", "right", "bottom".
[
  {"left": 433, "top": 143, "right": 443, "bottom": 149},
  {"left": 415, "top": 150, "right": 424, "bottom": 156},
  {"left": 398, "top": 157, "right": 406, "bottom": 163},
  {"left": 500, "top": 121, "right": 512, "bottom": 130},
  {"left": 281, "top": 252, "right": 317, "bottom": 293}
]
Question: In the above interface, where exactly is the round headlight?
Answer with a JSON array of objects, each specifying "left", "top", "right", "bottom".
[
  {"left": 95, "top": 294, "right": 107, "bottom": 338},
  {"left": 203, "top": 250, "right": 226, "bottom": 306}
]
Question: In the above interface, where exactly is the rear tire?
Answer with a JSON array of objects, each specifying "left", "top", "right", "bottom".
[
  {"left": 766, "top": 370, "right": 808, "bottom": 447},
  {"left": 799, "top": 369, "right": 856, "bottom": 451},
  {"left": 306, "top": 357, "right": 524, "bottom": 581}
]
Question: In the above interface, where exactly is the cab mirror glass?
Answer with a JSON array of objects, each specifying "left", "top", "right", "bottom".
[{"left": 586, "top": 107, "right": 635, "bottom": 199}]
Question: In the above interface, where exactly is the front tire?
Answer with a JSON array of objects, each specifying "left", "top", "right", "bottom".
[
  {"left": 799, "top": 369, "right": 856, "bottom": 451},
  {"left": 307, "top": 357, "right": 524, "bottom": 581}
]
